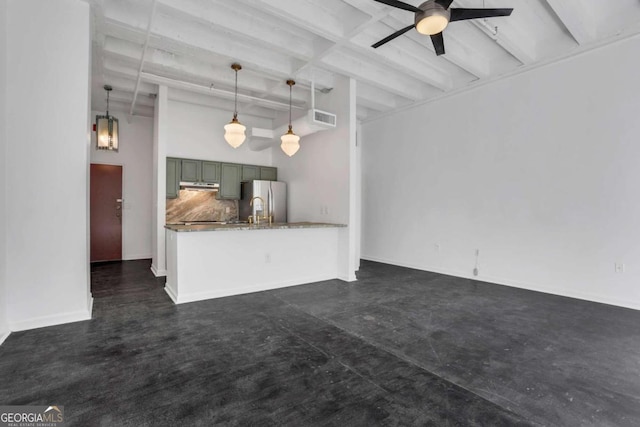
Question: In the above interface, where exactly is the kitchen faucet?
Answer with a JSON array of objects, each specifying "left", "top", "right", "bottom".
[{"left": 249, "top": 196, "right": 271, "bottom": 225}]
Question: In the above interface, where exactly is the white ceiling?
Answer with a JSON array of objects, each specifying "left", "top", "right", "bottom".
[{"left": 87, "top": 0, "right": 640, "bottom": 121}]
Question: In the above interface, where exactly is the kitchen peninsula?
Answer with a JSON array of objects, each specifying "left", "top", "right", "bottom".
[{"left": 164, "top": 222, "right": 346, "bottom": 304}]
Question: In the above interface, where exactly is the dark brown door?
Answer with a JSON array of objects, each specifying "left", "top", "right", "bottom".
[{"left": 90, "top": 164, "right": 123, "bottom": 262}]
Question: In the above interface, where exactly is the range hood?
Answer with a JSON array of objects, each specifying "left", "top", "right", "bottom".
[{"left": 179, "top": 181, "right": 219, "bottom": 191}]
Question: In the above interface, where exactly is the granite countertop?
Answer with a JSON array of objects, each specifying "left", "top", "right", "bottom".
[{"left": 165, "top": 222, "right": 347, "bottom": 232}]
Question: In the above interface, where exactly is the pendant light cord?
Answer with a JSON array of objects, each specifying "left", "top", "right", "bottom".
[
  {"left": 234, "top": 68, "right": 238, "bottom": 119},
  {"left": 106, "top": 89, "right": 110, "bottom": 117},
  {"left": 288, "top": 82, "right": 292, "bottom": 131}
]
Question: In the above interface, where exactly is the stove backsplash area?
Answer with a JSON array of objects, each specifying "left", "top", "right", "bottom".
[{"left": 166, "top": 190, "right": 238, "bottom": 224}]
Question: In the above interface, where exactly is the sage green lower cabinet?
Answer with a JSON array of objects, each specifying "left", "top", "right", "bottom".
[
  {"left": 218, "top": 163, "right": 242, "bottom": 200},
  {"left": 201, "top": 161, "right": 221, "bottom": 183},
  {"left": 181, "top": 159, "right": 201, "bottom": 182},
  {"left": 166, "top": 158, "right": 181, "bottom": 199},
  {"left": 260, "top": 167, "right": 277, "bottom": 181}
]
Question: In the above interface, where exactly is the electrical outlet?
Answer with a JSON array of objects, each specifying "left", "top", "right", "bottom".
[
  {"left": 473, "top": 267, "right": 479, "bottom": 276},
  {"left": 225, "top": 207, "right": 230, "bottom": 213},
  {"left": 615, "top": 263, "right": 625, "bottom": 273}
]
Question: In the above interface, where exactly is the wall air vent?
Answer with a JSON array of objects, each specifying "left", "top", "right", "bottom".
[
  {"left": 270, "top": 108, "right": 338, "bottom": 148},
  {"left": 313, "top": 109, "right": 337, "bottom": 127}
]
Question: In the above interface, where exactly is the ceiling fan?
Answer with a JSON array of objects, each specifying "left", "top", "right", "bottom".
[{"left": 372, "top": 0, "right": 513, "bottom": 55}]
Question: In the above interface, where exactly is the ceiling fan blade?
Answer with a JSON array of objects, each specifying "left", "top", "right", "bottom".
[
  {"left": 450, "top": 8, "right": 513, "bottom": 22},
  {"left": 435, "top": 0, "right": 454, "bottom": 8},
  {"left": 430, "top": 32, "right": 445, "bottom": 56},
  {"left": 372, "top": 0, "right": 421, "bottom": 13},
  {"left": 372, "top": 24, "right": 416, "bottom": 48}
]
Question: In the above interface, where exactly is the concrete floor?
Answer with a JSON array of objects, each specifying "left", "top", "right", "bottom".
[{"left": 1, "top": 259, "right": 639, "bottom": 426}]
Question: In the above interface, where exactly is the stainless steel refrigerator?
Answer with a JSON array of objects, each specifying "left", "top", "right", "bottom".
[{"left": 239, "top": 180, "right": 287, "bottom": 224}]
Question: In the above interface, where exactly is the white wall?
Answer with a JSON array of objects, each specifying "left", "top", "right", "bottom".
[
  {"left": 5, "top": 0, "right": 92, "bottom": 330},
  {"left": 166, "top": 98, "right": 273, "bottom": 164},
  {"left": 0, "top": 0, "right": 8, "bottom": 342},
  {"left": 273, "top": 77, "right": 351, "bottom": 224},
  {"left": 91, "top": 111, "right": 153, "bottom": 260},
  {"left": 272, "top": 76, "right": 358, "bottom": 281},
  {"left": 362, "top": 35, "right": 640, "bottom": 310}
]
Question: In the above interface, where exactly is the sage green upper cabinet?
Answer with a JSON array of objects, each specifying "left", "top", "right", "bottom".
[
  {"left": 242, "top": 165, "right": 259, "bottom": 181},
  {"left": 181, "top": 159, "right": 201, "bottom": 182},
  {"left": 170, "top": 158, "right": 274, "bottom": 199},
  {"left": 260, "top": 167, "right": 277, "bottom": 181},
  {"left": 166, "top": 158, "right": 181, "bottom": 199},
  {"left": 201, "top": 161, "right": 221, "bottom": 183},
  {"left": 218, "top": 163, "right": 242, "bottom": 200}
]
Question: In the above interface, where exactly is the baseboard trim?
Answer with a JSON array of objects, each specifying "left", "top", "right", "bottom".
[
  {"left": 150, "top": 264, "right": 166, "bottom": 277},
  {"left": 123, "top": 254, "right": 152, "bottom": 261},
  {"left": 87, "top": 297, "right": 94, "bottom": 319},
  {"left": 338, "top": 273, "right": 358, "bottom": 282},
  {"left": 9, "top": 307, "right": 93, "bottom": 332},
  {"left": 169, "top": 274, "right": 338, "bottom": 305},
  {"left": 0, "top": 331, "right": 10, "bottom": 347},
  {"left": 361, "top": 255, "right": 640, "bottom": 312}
]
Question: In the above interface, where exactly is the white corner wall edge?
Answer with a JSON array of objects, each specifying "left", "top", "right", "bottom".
[
  {"left": 165, "top": 273, "right": 337, "bottom": 305},
  {"left": 8, "top": 297, "right": 94, "bottom": 332},
  {"left": 362, "top": 255, "right": 640, "bottom": 312},
  {"left": 0, "top": 332, "right": 10, "bottom": 347}
]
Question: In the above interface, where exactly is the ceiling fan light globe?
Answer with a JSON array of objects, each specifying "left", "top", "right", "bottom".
[
  {"left": 224, "top": 119, "right": 246, "bottom": 148},
  {"left": 416, "top": 14, "right": 449, "bottom": 35},
  {"left": 280, "top": 131, "right": 300, "bottom": 157}
]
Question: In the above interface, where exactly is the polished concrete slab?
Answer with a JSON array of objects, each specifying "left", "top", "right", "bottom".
[{"left": 1, "top": 259, "right": 639, "bottom": 426}]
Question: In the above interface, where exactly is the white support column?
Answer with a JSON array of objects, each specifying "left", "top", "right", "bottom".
[
  {"left": 6, "top": 0, "right": 92, "bottom": 331},
  {"left": 151, "top": 85, "right": 169, "bottom": 276},
  {"left": 339, "top": 78, "right": 358, "bottom": 282}
]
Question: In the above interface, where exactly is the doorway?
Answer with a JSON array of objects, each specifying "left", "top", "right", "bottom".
[{"left": 90, "top": 164, "right": 123, "bottom": 262}]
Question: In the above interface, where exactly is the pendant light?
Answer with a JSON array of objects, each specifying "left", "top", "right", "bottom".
[
  {"left": 224, "top": 63, "right": 246, "bottom": 148},
  {"left": 280, "top": 79, "right": 300, "bottom": 157},
  {"left": 96, "top": 85, "right": 119, "bottom": 151}
]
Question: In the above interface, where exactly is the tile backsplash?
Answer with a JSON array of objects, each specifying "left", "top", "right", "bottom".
[{"left": 166, "top": 190, "right": 238, "bottom": 224}]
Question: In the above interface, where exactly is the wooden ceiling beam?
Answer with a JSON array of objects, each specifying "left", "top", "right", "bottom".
[
  {"left": 545, "top": 0, "right": 595, "bottom": 45},
  {"left": 101, "top": 37, "right": 309, "bottom": 107},
  {"left": 453, "top": 0, "right": 537, "bottom": 64},
  {"left": 321, "top": 48, "right": 437, "bottom": 101}
]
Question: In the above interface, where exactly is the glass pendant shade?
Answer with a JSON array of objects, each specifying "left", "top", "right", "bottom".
[
  {"left": 96, "top": 85, "right": 119, "bottom": 151},
  {"left": 224, "top": 116, "right": 246, "bottom": 148},
  {"left": 280, "top": 128, "right": 300, "bottom": 157}
]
